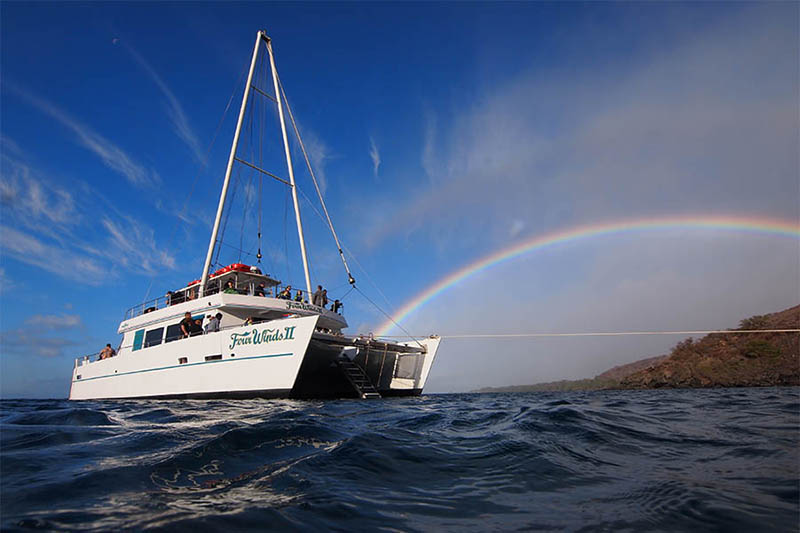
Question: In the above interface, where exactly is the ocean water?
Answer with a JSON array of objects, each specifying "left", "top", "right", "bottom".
[{"left": 1, "top": 388, "right": 798, "bottom": 532}]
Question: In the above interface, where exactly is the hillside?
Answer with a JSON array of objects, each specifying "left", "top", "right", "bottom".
[
  {"left": 475, "top": 354, "right": 667, "bottom": 393},
  {"left": 475, "top": 305, "right": 799, "bottom": 393},
  {"left": 620, "top": 305, "right": 799, "bottom": 389}
]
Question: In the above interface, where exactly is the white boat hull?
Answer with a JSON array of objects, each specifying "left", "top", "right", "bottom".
[
  {"left": 70, "top": 316, "right": 319, "bottom": 400},
  {"left": 70, "top": 314, "right": 441, "bottom": 400}
]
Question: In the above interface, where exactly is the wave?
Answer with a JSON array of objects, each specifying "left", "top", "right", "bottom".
[{"left": 1, "top": 388, "right": 798, "bottom": 531}]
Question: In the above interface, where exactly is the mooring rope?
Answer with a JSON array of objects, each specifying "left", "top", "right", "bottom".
[{"left": 379, "top": 329, "right": 800, "bottom": 339}]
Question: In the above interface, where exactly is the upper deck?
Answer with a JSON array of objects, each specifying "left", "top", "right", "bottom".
[
  {"left": 119, "top": 264, "right": 347, "bottom": 336},
  {"left": 125, "top": 266, "right": 281, "bottom": 320}
]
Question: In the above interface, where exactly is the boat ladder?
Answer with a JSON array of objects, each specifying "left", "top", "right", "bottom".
[{"left": 337, "top": 358, "right": 381, "bottom": 399}]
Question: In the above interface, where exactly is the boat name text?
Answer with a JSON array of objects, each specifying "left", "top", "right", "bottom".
[
  {"left": 286, "top": 301, "right": 324, "bottom": 312},
  {"left": 229, "top": 326, "right": 297, "bottom": 349}
]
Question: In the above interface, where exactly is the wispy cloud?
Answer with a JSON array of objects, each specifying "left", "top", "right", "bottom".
[
  {"left": 0, "top": 154, "right": 78, "bottom": 228},
  {"left": 101, "top": 215, "right": 176, "bottom": 274},
  {"left": 0, "top": 225, "right": 107, "bottom": 281},
  {"left": 0, "top": 152, "right": 176, "bottom": 282},
  {"left": 123, "top": 43, "right": 205, "bottom": 164},
  {"left": 299, "top": 128, "right": 331, "bottom": 197},
  {"left": 369, "top": 136, "right": 381, "bottom": 178},
  {"left": 7, "top": 84, "right": 160, "bottom": 189},
  {"left": 1, "top": 313, "right": 85, "bottom": 357},
  {"left": 27, "top": 314, "right": 83, "bottom": 328},
  {"left": 0, "top": 135, "right": 22, "bottom": 156},
  {"left": 363, "top": 6, "right": 798, "bottom": 252}
]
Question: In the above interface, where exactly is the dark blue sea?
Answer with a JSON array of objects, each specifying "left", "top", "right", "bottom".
[{"left": 1, "top": 388, "right": 798, "bottom": 532}]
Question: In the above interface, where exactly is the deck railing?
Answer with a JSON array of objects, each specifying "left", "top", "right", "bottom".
[{"left": 122, "top": 280, "right": 334, "bottom": 321}]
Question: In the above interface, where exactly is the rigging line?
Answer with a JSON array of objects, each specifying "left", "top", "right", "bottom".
[
  {"left": 379, "top": 329, "right": 800, "bottom": 339},
  {"left": 257, "top": 175, "right": 263, "bottom": 264},
  {"left": 276, "top": 73, "right": 355, "bottom": 285},
  {"left": 339, "top": 285, "right": 355, "bottom": 301},
  {"left": 293, "top": 182, "right": 395, "bottom": 312},
  {"left": 354, "top": 286, "right": 424, "bottom": 349},
  {"left": 283, "top": 187, "right": 291, "bottom": 282},
  {"left": 216, "top": 240, "right": 258, "bottom": 257},
  {"left": 257, "top": 51, "right": 265, "bottom": 266},
  {"left": 142, "top": 58, "right": 250, "bottom": 301},
  {"left": 215, "top": 166, "right": 241, "bottom": 267},
  {"left": 341, "top": 245, "right": 395, "bottom": 311},
  {"left": 239, "top": 87, "right": 258, "bottom": 263}
]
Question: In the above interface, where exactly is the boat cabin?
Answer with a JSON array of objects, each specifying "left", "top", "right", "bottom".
[{"left": 71, "top": 263, "right": 349, "bottom": 366}]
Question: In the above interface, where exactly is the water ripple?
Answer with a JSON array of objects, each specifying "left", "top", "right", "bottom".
[{"left": 1, "top": 388, "right": 798, "bottom": 531}]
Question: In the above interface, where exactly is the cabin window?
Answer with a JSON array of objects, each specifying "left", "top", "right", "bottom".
[
  {"left": 144, "top": 327, "right": 164, "bottom": 348},
  {"left": 178, "top": 357, "right": 188, "bottom": 364},
  {"left": 205, "top": 354, "right": 222, "bottom": 361},
  {"left": 132, "top": 330, "right": 145, "bottom": 351},
  {"left": 165, "top": 324, "right": 183, "bottom": 343}
]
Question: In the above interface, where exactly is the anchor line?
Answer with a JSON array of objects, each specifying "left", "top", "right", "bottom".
[{"left": 379, "top": 329, "right": 800, "bottom": 339}]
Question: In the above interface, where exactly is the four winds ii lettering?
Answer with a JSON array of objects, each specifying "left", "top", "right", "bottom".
[{"left": 229, "top": 326, "right": 297, "bottom": 350}]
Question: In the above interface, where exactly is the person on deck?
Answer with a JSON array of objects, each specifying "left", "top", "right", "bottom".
[
  {"left": 279, "top": 286, "right": 292, "bottom": 299},
  {"left": 165, "top": 291, "right": 173, "bottom": 306},
  {"left": 180, "top": 312, "right": 194, "bottom": 338},
  {"left": 99, "top": 344, "right": 116, "bottom": 360},
  {"left": 254, "top": 282, "right": 266, "bottom": 297},
  {"left": 321, "top": 289, "right": 328, "bottom": 308},
  {"left": 223, "top": 280, "right": 237, "bottom": 294},
  {"left": 294, "top": 290, "right": 303, "bottom": 302},
  {"left": 191, "top": 319, "right": 203, "bottom": 337},
  {"left": 312, "top": 285, "right": 323, "bottom": 306},
  {"left": 332, "top": 300, "right": 343, "bottom": 314}
]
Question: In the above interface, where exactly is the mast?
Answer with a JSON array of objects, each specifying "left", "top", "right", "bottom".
[
  {"left": 199, "top": 31, "right": 264, "bottom": 297},
  {"left": 266, "top": 36, "right": 314, "bottom": 300}
]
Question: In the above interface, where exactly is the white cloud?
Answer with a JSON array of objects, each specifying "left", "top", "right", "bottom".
[
  {"left": 27, "top": 314, "right": 83, "bottom": 328},
  {"left": 300, "top": 129, "right": 330, "bottom": 197},
  {"left": 123, "top": 43, "right": 205, "bottom": 164},
  {"left": 8, "top": 85, "right": 160, "bottom": 189},
  {"left": 369, "top": 136, "right": 381, "bottom": 178},
  {"left": 0, "top": 155, "right": 78, "bottom": 227},
  {"left": 0, "top": 135, "right": 22, "bottom": 156},
  {"left": 100, "top": 215, "right": 176, "bottom": 274},
  {"left": 1, "top": 313, "right": 85, "bottom": 358},
  {"left": 0, "top": 225, "right": 107, "bottom": 281},
  {"left": 363, "top": 6, "right": 798, "bottom": 253},
  {"left": 0, "top": 152, "right": 176, "bottom": 283}
]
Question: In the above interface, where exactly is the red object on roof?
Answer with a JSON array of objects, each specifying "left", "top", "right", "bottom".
[{"left": 188, "top": 264, "right": 250, "bottom": 286}]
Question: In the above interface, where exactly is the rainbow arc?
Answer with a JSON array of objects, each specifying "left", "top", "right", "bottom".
[{"left": 375, "top": 215, "right": 800, "bottom": 336}]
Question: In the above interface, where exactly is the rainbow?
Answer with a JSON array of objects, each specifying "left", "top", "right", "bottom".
[{"left": 376, "top": 215, "right": 800, "bottom": 336}]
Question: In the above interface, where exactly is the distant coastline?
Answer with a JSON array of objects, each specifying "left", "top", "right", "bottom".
[{"left": 476, "top": 305, "right": 799, "bottom": 393}]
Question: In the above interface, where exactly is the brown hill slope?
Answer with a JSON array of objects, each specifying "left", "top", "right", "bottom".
[
  {"left": 596, "top": 354, "right": 669, "bottom": 381},
  {"left": 620, "top": 305, "right": 799, "bottom": 389}
]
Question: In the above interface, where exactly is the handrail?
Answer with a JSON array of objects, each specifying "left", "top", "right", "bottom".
[{"left": 124, "top": 279, "right": 340, "bottom": 321}]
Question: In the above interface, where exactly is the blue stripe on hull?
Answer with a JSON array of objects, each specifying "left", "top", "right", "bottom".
[{"left": 73, "top": 352, "right": 293, "bottom": 383}]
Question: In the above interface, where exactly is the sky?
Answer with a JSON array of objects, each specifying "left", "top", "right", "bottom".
[{"left": 1, "top": 2, "right": 798, "bottom": 398}]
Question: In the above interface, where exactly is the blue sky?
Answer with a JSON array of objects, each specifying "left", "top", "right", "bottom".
[{"left": 1, "top": 2, "right": 798, "bottom": 397}]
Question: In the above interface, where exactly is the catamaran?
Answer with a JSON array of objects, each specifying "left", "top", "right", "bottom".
[{"left": 69, "top": 31, "right": 440, "bottom": 400}]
